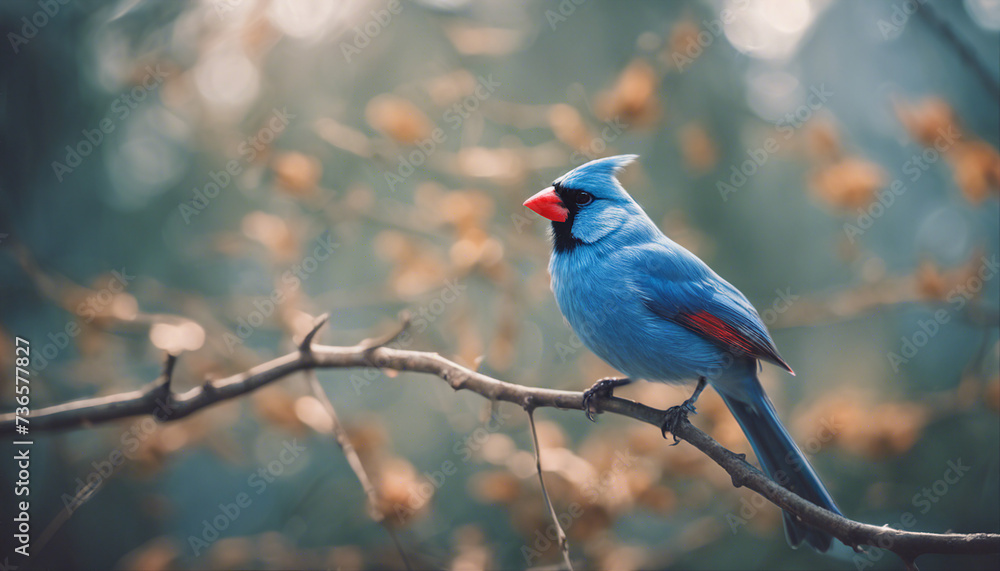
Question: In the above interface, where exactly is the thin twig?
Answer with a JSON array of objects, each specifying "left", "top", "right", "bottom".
[
  {"left": 298, "top": 313, "right": 330, "bottom": 353},
  {"left": 306, "top": 371, "right": 413, "bottom": 571},
  {"left": 300, "top": 314, "right": 413, "bottom": 570},
  {"left": 526, "top": 408, "right": 574, "bottom": 571},
  {"left": 33, "top": 454, "right": 127, "bottom": 555},
  {"left": 159, "top": 352, "right": 178, "bottom": 393}
]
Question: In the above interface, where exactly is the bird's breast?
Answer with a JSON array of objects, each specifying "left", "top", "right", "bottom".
[{"left": 549, "top": 250, "right": 663, "bottom": 376}]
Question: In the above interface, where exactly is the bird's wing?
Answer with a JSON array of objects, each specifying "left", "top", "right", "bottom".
[{"left": 628, "top": 244, "right": 794, "bottom": 374}]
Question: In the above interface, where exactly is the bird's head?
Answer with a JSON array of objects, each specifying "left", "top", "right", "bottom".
[{"left": 523, "top": 154, "right": 642, "bottom": 251}]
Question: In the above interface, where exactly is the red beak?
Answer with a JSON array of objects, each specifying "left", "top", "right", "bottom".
[{"left": 523, "top": 186, "right": 568, "bottom": 222}]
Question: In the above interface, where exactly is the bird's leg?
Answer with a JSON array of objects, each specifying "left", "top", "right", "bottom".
[
  {"left": 660, "top": 377, "right": 707, "bottom": 445},
  {"left": 582, "top": 377, "right": 632, "bottom": 422}
]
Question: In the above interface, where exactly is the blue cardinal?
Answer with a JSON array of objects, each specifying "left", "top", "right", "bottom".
[{"left": 523, "top": 154, "right": 842, "bottom": 552}]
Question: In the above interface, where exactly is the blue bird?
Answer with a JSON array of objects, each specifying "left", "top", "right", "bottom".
[{"left": 524, "top": 154, "right": 842, "bottom": 552}]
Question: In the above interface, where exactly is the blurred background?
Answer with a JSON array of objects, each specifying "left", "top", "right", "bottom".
[{"left": 1, "top": 0, "right": 998, "bottom": 569}]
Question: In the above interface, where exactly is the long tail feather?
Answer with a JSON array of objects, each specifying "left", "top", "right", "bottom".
[{"left": 719, "top": 383, "right": 842, "bottom": 552}]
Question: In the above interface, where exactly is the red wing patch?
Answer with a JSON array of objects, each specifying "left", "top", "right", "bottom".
[
  {"left": 677, "top": 311, "right": 794, "bottom": 374},
  {"left": 680, "top": 311, "right": 755, "bottom": 353}
]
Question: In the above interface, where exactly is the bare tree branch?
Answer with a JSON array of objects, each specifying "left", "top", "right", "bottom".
[{"left": 3, "top": 323, "right": 999, "bottom": 568}]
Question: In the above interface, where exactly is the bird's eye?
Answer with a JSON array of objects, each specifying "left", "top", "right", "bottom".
[{"left": 574, "top": 191, "right": 593, "bottom": 206}]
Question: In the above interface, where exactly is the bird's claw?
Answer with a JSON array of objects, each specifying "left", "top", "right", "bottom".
[
  {"left": 659, "top": 401, "right": 697, "bottom": 445},
  {"left": 582, "top": 384, "right": 609, "bottom": 422},
  {"left": 659, "top": 377, "right": 706, "bottom": 444},
  {"left": 582, "top": 377, "right": 629, "bottom": 422}
]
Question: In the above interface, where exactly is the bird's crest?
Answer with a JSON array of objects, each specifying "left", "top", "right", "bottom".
[{"left": 555, "top": 154, "right": 637, "bottom": 193}]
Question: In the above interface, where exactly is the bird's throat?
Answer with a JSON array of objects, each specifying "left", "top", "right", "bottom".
[{"left": 551, "top": 220, "right": 582, "bottom": 253}]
